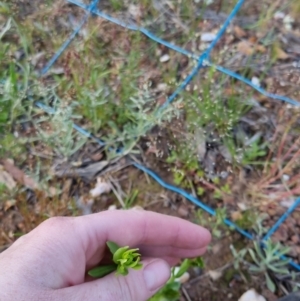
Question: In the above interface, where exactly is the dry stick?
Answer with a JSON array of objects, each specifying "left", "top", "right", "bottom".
[
  {"left": 181, "top": 286, "right": 192, "bottom": 301},
  {"left": 129, "top": 154, "right": 152, "bottom": 185},
  {"left": 286, "top": 173, "right": 300, "bottom": 187},
  {"left": 189, "top": 262, "right": 233, "bottom": 285},
  {"left": 272, "top": 187, "right": 300, "bottom": 202},
  {"left": 263, "top": 109, "right": 284, "bottom": 174},
  {"left": 108, "top": 177, "right": 125, "bottom": 208},
  {"left": 258, "top": 146, "right": 300, "bottom": 191},
  {"left": 282, "top": 136, "right": 300, "bottom": 161},
  {"left": 263, "top": 117, "right": 299, "bottom": 186},
  {"left": 277, "top": 148, "right": 300, "bottom": 179}
]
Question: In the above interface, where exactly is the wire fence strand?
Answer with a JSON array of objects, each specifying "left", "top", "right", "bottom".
[{"left": 36, "top": 0, "right": 300, "bottom": 270}]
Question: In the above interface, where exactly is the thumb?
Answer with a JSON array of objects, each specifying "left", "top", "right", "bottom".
[{"left": 54, "top": 259, "right": 171, "bottom": 301}]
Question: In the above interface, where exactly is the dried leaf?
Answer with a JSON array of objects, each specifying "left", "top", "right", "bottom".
[
  {"left": 256, "top": 44, "right": 267, "bottom": 53},
  {"left": 231, "top": 211, "right": 243, "bottom": 221},
  {"left": 234, "top": 25, "right": 247, "bottom": 38},
  {"left": 0, "top": 165, "right": 16, "bottom": 190},
  {"left": 1, "top": 159, "right": 39, "bottom": 190},
  {"left": 272, "top": 44, "right": 289, "bottom": 60},
  {"left": 90, "top": 178, "right": 112, "bottom": 198},
  {"left": 237, "top": 41, "right": 255, "bottom": 55},
  {"left": 4, "top": 199, "right": 16, "bottom": 211}
]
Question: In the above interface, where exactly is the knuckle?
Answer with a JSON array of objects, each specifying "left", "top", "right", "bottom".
[
  {"left": 42, "top": 216, "right": 70, "bottom": 228},
  {"left": 38, "top": 216, "right": 75, "bottom": 234}
]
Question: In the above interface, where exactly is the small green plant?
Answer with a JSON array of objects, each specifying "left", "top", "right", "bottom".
[
  {"left": 241, "top": 137, "right": 268, "bottom": 166},
  {"left": 149, "top": 257, "right": 204, "bottom": 301},
  {"left": 186, "top": 68, "right": 249, "bottom": 139},
  {"left": 230, "top": 239, "right": 290, "bottom": 293},
  {"left": 34, "top": 102, "right": 88, "bottom": 159},
  {"left": 248, "top": 240, "right": 290, "bottom": 292},
  {"left": 124, "top": 189, "right": 139, "bottom": 209},
  {"left": 88, "top": 241, "right": 143, "bottom": 278},
  {"left": 195, "top": 208, "right": 227, "bottom": 238},
  {"left": 213, "top": 183, "right": 231, "bottom": 199}
]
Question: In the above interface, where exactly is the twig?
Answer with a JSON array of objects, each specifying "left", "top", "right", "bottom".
[
  {"left": 181, "top": 286, "right": 192, "bottom": 301},
  {"left": 129, "top": 155, "right": 151, "bottom": 184},
  {"left": 108, "top": 177, "right": 125, "bottom": 208},
  {"left": 189, "top": 262, "right": 233, "bottom": 285}
]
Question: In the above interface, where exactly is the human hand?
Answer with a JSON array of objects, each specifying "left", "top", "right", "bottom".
[{"left": 0, "top": 210, "right": 211, "bottom": 301}]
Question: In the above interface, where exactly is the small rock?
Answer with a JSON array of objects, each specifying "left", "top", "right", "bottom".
[
  {"left": 274, "top": 11, "right": 285, "bottom": 19},
  {"left": 231, "top": 211, "right": 243, "bottom": 221},
  {"left": 237, "top": 203, "right": 248, "bottom": 211},
  {"left": 238, "top": 289, "right": 266, "bottom": 301},
  {"left": 267, "top": 208, "right": 277, "bottom": 217},
  {"left": 212, "top": 242, "right": 222, "bottom": 255},
  {"left": 289, "top": 246, "right": 300, "bottom": 257},
  {"left": 283, "top": 15, "right": 294, "bottom": 30},
  {"left": 178, "top": 205, "right": 189, "bottom": 217},
  {"left": 157, "top": 83, "right": 168, "bottom": 92},
  {"left": 273, "top": 225, "right": 288, "bottom": 242},
  {"left": 201, "top": 32, "right": 217, "bottom": 42},
  {"left": 176, "top": 272, "right": 190, "bottom": 284},
  {"left": 208, "top": 270, "right": 223, "bottom": 281},
  {"left": 173, "top": 267, "right": 190, "bottom": 283},
  {"left": 291, "top": 235, "right": 299, "bottom": 244},
  {"left": 280, "top": 198, "right": 295, "bottom": 208},
  {"left": 282, "top": 174, "right": 290, "bottom": 182},
  {"left": 131, "top": 206, "right": 144, "bottom": 211},
  {"left": 49, "top": 67, "right": 65, "bottom": 75},
  {"left": 251, "top": 77, "right": 261, "bottom": 87},
  {"left": 160, "top": 54, "right": 170, "bottom": 63},
  {"left": 128, "top": 4, "right": 142, "bottom": 19},
  {"left": 108, "top": 205, "right": 117, "bottom": 210}
]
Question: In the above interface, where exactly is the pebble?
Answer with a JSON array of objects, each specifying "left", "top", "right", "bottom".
[
  {"left": 273, "top": 225, "right": 288, "bottom": 242},
  {"left": 251, "top": 77, "right": 261, "bottom": 87},
  {"left": 282, "top": 174, "right": 290, "bottom": 182},
  {"left": 274, "top": 11, "right": 285, "bottom": 19},
  {"left": 238, "top": 289, "right": 266, "bottom": 301},
  {"left": 160, "top": 54, "right": 170, "bottom": 63},
  {"left": 289, "top": 246, "right": 300, "bottom": 257},
  {"left": 267, "top": 208, "right": 277, "bottom": 217},
  {"left": 291, "top": 235, "right": 299, "bottom": 244},
  {"left": 201, "top": 32, "right": 217, "bottom": 42},
  {"left": 178, "top": 205, "right": 189, "bottom": 217},
  {"left": 208, "top": 270, "right": 223, "bottom": 281}
]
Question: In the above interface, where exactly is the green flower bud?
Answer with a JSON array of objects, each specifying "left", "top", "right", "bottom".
[{"left": 113, "top": 246, "right": 142, "bottom": 275}]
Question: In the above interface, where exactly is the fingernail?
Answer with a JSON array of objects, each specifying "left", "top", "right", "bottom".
[{"left": 143, "top": 260, "right": 170, "bottom": 291}]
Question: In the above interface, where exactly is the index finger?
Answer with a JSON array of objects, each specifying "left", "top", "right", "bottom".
[{"left": 75, "top": 210, "right": 211, "bottom": 259}]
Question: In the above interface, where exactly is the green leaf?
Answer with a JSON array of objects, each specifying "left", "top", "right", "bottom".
[
  {"left": 117, "top": 264, "right": 128, "bottom": 276},
  {"left": 132, "top": 263, "right": 143, "bottom": 270},
  {"left": 248, "top": 248, "right": 259, "bottom": 265},
  {"left": 113, "top": 246, "right": 129, "bottom": 262},
  {"left": 190, "top": 257, "right": 205, "bottom": 268},
  {"left": 174, "top": 259, "right": 190, "bottom": 278},
  {"left": 88, "top": 264, "right": 117, "bottom": 278},
  {"left": 265, "top": 273, "right": 276, "bottom": 293},
  {"left": 107, "top": 241, "right": 121, "bottom": 255}
]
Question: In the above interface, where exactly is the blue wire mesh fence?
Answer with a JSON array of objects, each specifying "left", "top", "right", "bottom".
[{"left": 35, "top": 0, "right": 300, "bottom": 270}]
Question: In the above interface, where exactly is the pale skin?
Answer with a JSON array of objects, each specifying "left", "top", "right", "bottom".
[{"left": 0, "top": 210, "right": 211, "bottom": 301}]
